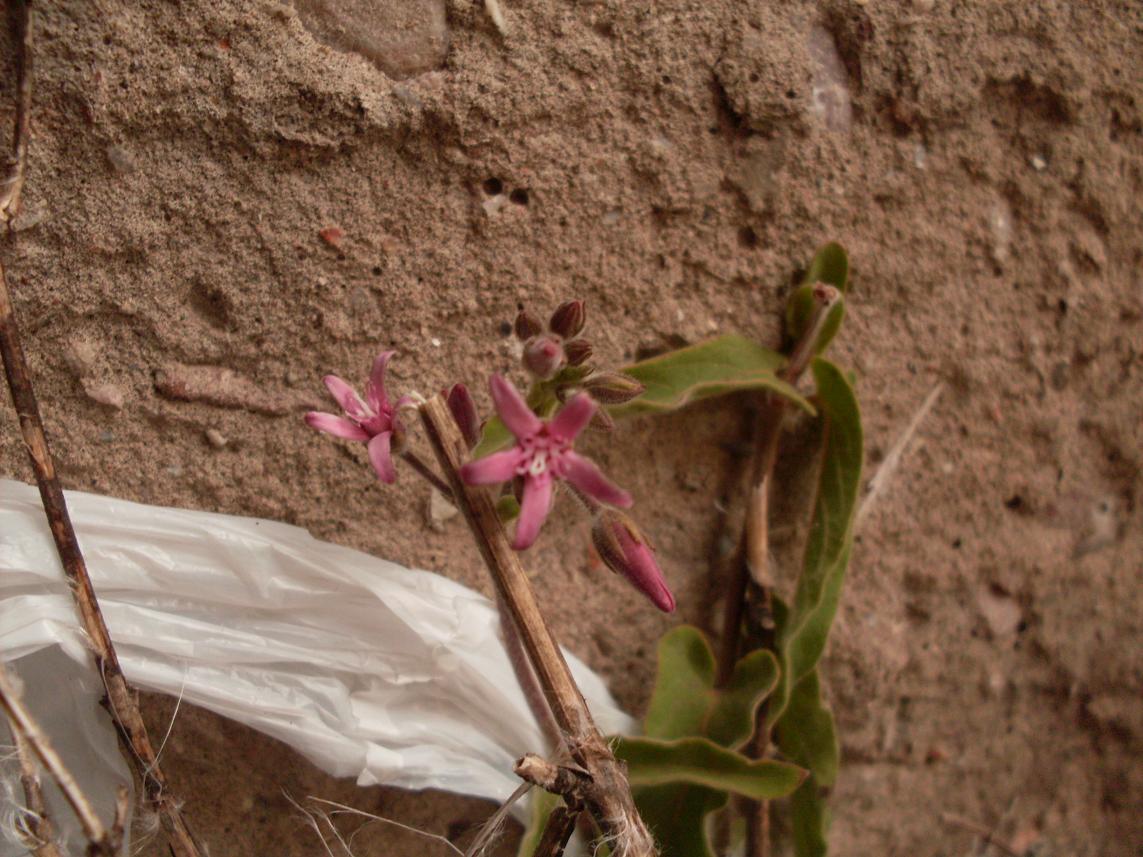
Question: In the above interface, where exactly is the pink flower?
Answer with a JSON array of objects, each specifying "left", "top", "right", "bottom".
[
  {"left": 305, "top": 351, "right": 406, "bottom": 483},
  {"left": 461, "top": 375, "right": 632, "bottom": 550},
  {"left": 591, "top": 510, "right": 676, "bottom": 613}
]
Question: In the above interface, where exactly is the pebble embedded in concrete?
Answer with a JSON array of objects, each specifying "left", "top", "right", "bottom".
[
  {"left": 291, "top": 0, "right": 449, "bottom": 80},
  {"left": 807, "top": 25, "right": 852, "bottom": 133}
]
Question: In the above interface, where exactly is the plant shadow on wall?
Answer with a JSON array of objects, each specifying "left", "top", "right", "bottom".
[{"left": 303, "top": 243, "right": 861, "bottom": 857}]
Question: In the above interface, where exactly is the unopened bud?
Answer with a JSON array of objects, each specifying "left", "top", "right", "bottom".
[
  {"left": 515, "top": 310, "right": 543, "bottom": 341},
  {"left": 591, "top": 511, "right": 675, "bottom": 613},
  {"left": 523, "top": 335, "right": 566, "bottom": 379},
  {"left": 564, "top": 339, "right": 593, "bottom": 366},
  {"left": 549, "top": 300, "right": 586, "bottom": 339},
  {"left": 447, "top": 383, "right": 480, "bottom": 450},
  {"left": 588, "top": 407, "right": 615, "bottom": 432},
  {"left": 582, "top": 371, "right": 645, "bottom": 405}
]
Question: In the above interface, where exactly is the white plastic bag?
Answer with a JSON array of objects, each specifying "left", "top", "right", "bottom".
[{"left": 0, "top": 479, "right": 633, "bottom": 852}]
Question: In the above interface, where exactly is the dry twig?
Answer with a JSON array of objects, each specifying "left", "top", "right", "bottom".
[
  {"left": 420, "top": 396, "right": 656, "bottom": 857},
  {"left": 713, "top": 285, "right": 841, "bottom": 857},
  {"left": 0, "top": 660, "right": 127, "bottom": 856},
  {"left": 12, "top": 727, "right": 64, "bottom": 857},
  {"left": 0, "top": 0, "right": 32, "bottom": 223},
  {"left": 0, "top": 3, "right": 204, "bottom": 853}
]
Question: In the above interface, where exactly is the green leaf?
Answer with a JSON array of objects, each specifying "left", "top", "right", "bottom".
[
  {"left": 611, "top": 335, "right": 814, "bottom": 419},
  {"left": 643, "top": 626, "right": 779, "bottom": 747},
  {"left": 629, "top": 784, "right": 726, "bottom": 857},
  {"left": 617, "top": 737, "right": 805, "bottom": 799},
  {"left": 777, "top": 670, "right": 838, "bottom": 786},
  {"left": 786, "top": 243, "right": 849, "bottom": 352},
  {"left": 621, "top": 627, "right": 793, "bottom": 857},
  {"left": 474, "top": 415, "right": 513, "bottom": 458},
  {"left": 789, "top": 777, "right": 831, "bottom": 857},
  {"left": 766, "top": 357, "right": 862, "bottom": 731}
]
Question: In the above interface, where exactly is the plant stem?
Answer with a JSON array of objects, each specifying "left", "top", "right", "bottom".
[
  {"left": 0, "top": 259, "right": 205, "bottom": 856},
  {"left": 0, "top": 5, "right": 203, "bottom": 852},
  {"left": 400, "top": 448, "right": 454, "bottom": 499},
  {"left": 0, "top": 0, "right": 32, "bottom": 224},
  {"left": 0, "top": 660, "right": 127, "bottom": 857},
  {"left": 13, "top": 727, "right": 64, "bottom": 857},
  {"left": 532, "top": 805, "right": 580, "bottom": 857},
  {"left": 714, "top": 285, "right": 840, "bottom": 857},
  {"left": 419, "top": 395, "right": 656, "bottom": 857}
]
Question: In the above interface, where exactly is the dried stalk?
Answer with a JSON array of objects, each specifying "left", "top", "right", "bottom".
[
  {"left": 531, "top": 805, "right": 580, "bottom": 857},
  {"left": 713, "top": 286, "right": 840, "bottom": 857},
  {"left": 0, "top": 660, "right": 127, "bottom": 856},
  {"left": 0, "top": 8, "right": 205, "bottom": 849},
  {"left": 0, "top": 0, "right": 32, "bottom": 223},
  {"left": 12, "top": 728, "right": 64, "bottom": 857},
  {"left": 419, "top": 395, "right": 656, "bottom": 857}
]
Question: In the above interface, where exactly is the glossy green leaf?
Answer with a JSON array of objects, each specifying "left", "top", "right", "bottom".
[
  {"left": 643, "top": 626, "right": 779, "bottom": 747},
  {"left": 789, "top": 777, "right": 830, "bottom": 857},
  {"left": 611, "top": 335, "right": 813, "bottom": 419},
  {"left": 766, "top": 357, "right": 862, "bottom": 731},
  {"left": 786, "top": 243, "right": 850, "bottom": 353},
  {"left": 617, "top": 737, "right": 805, "bottom": 798}
]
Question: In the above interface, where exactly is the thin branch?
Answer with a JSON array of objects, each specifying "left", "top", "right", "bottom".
[
  {"left": 713, "top": 285, "right": 840, "bottom": 857},
  {"left": 0, "top": 660, "right": 122, "bottom": 856},
  {"left": 12, "top": 728, "right": 64, "bottom": 857},
  {"left": 532, "top": 805, "right": 580, "bottom": 857},
  {"left": 400, "top": 449, "right": 454, "bottom": 500},
  {"left": 0, "top": 17, "right": 205, "bottom": 848},
  {"left": 419, "top": 396, "right": 656, "bottom": 857},
  {"left": 0, "top": 0, "right": 32, "bottom": 224}
]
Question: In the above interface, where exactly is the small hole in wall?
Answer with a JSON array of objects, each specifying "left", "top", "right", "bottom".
[
  {"left": 482, "top": 177, "right": 504, "bottom": 196},
  {"left": 371, "top": 265, "right": 383, "bottom": 276},
  {"left": 509, "top": 188, "right": 530, "bottom": 206},
  {"left": 738, "top": 226, "right": 759, "bottom": 248},
  {"left": 749, "top": 72, "right": 760, "bottom": 83}
]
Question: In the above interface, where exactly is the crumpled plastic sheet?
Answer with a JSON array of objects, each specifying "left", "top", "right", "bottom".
[{"left": 0, "top": 478, "right": 634, "bottom": 854}]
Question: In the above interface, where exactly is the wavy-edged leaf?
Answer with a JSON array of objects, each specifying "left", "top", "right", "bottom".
[
  {"left": 611, "top": 335, "right": 813, "bottom": 418},
  {"left": 643, "top": 626, "right": 779, "bottom": 747},
  {"left": 786, "top": 243, "right": 850, "bottom": 353},
  {"left": 617, "top": 736, "right": 805, "bottom": 799},
  {"left": 777, "top": 670, "right": 838, "bottom": 786},
  {"left": 766, "top": 357, "right": 862, "bottom": 731},
  {"left": 789, "top": 777, "right": 831, "bottom": 857}
]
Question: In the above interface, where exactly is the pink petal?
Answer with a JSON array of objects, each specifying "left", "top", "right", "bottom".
[
  {"left": 365, "top": 350, "right": 396, "bottom": 413},
  {"left": 323, "top": 375, "right": 369, "bottom": 420},
  {"left": 368, "top": 431, "right": 397, "bottom": 483},
  {"left": 563, "top": 452, "right": 632, "bottom": 508},
  {"left": 513, "top": 475, "right": 553, "bottom": 550},
  {"left": 460, "top": 448, "right": 526, "bottom": 485},
  {"left": 305, "top": 412, "right": 370, "bottom": 441},
  {"left": 490, "top": 374, "right": 542, "bottom": 439},
  {"left": 619, "top": 531, "right": 676, "bottom": 613},
  {"left": 549, "top": 394, "right": 596, "bottom": 441}
]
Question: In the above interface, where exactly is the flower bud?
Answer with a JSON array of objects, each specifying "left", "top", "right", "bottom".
[
  {"left": 522, "top": 335, "right": 566, "bottom": 380},
  {"left": 564, "top": 339, "right": 593, "bottom": 366},
  {"left": 447, "top": 383, "right": 481, "bottom": 449},
  {"left": 588, "top": 407, "right": 615, "bottom": 432},
  {"left": 515, "top": 309, "right": 543, "bottom": 341},
  {"left": 549, "top": 300, "right": 586, "bottom": 339},
  {"left": 591, "top": 511, "right": 675, "bottom": 613},
  {"left": 581, "top": 371, "right": 645, "bottom": 405}
]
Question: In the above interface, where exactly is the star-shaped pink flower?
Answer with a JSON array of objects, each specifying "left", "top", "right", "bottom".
[
  {"left": 305, "top": 351, "right": 406, "bottom": 483},
  {"left": 461, "top": 375, "right": 632, "bottom": 550}
]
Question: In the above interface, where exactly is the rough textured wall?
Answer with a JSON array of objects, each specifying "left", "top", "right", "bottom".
[{"left": 0, "top": 0, "right": 1140, "bottom": 854}]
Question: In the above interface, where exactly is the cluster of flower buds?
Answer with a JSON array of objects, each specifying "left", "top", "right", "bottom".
[
  {"left": 514, "top": 300, "right": 645, "bottom": 427},
  {"left": 515, "top": 299, "right": 590, "bottom": 380}
]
